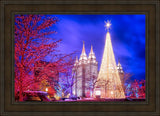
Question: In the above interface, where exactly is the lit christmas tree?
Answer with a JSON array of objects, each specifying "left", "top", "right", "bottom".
[{"left": 94, "top": 20, "right": 125, "bottom": 99}]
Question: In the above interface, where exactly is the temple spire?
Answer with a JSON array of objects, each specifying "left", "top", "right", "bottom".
[
  {"left": 75, "top": 56, "right": 78, "bottom": 63},
  {"left": 90, "top": 45, "right": 93, "bottom": 54},
  {"left": 74, "top": 56, "right": 79, "bottom": 66},
  {"left": 88, "top": 45, "right": 96, "bottom": 60},
  {"left": 76, "top": 56, "right": 78, "bottom": 62},
  {"left": 79, "top": 41, "right": 87, "bottom": 61},
  {"left": 82, "top": 41, "right": 86, "bottom": 54}
]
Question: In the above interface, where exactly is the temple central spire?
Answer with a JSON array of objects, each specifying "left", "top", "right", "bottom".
[
  {"left": 79, "top": 41, "right": 87, "bottom": 61},
  {"left": 88, "top": 45, "right": 96, "bottom": 60}
]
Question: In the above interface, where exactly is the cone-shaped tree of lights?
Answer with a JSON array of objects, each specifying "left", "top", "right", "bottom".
[{"left": 95, "top": 21, "right": 125, "bottom": 99}]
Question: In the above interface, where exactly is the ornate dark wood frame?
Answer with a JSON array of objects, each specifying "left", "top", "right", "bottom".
[{"left": 0, "top": 0, "right": 159, "bottom": 115}]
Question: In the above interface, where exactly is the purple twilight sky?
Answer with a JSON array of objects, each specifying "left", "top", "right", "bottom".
[{"left": 48, "top": 14, "right": 145, "bottom": 81}]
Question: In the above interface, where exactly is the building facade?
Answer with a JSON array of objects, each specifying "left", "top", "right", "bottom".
[{"left": 72, "top": 42, "right": 98, "bottom": 97}]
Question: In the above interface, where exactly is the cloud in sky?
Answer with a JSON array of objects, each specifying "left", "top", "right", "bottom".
[{"left": 50, "top": 14, "right": 145, "bottom": 80}]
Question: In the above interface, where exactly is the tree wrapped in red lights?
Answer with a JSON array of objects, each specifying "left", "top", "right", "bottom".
[
  {"left": 138, "top": 80, "right": 145, "bottom": 98},
  {"left": 127, "top": 79, "right": 145, "bottom": 99},
  {"left": 14, "top": 15, "right": 74, "bottom": 101},
  {"left": 130, "top": 80, "right": 139, "bottom": 98}
]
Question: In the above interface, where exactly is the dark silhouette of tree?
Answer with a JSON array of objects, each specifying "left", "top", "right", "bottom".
[{"left": 58, "top": 56, "right": 78, "bottom": 97}]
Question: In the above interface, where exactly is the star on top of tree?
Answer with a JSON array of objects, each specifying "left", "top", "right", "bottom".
[{"left": 104, "top": 20, "right": 111, "bottom": 31}]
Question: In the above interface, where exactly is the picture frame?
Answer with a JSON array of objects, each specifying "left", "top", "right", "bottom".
[{"left": 0, "top": 0, "right": 159, "bottom": 115}]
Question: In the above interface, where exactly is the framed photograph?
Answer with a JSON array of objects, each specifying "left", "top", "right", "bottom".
[
  {"left": 0, "top": 0, "right": 159, "bottom": 116},
  {"left": 14, "top": 14, "right": 146, "bottom": 102}
]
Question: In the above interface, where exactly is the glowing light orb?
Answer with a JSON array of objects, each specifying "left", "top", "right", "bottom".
[
  {"left": 95, "top": 90, "right": 101, "bottom": 96},
  {"left": 111, "top": 91, "right": 113, "bottom": 94},
  {"left": 104, "top": 20, "right": 111, "bottom": 30},
  {"left": 106, "top": 23, "right": 110, "bottom": 27},
  {"left": 45, "top": 88, "right": 48, "bottom": 92}
]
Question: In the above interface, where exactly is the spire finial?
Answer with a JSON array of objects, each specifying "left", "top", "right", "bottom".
[
  {"left": 91, "top": 45, "right": 93, "bottom": 53},
  {"left": 79, "top": 41, "right": 87, "bottom": 61},
  {"left": 89, "top": 44, "right": 96, "bottom": 60},
  {"left": 82, "top": 41, "right": 85, "bottom": 53}
]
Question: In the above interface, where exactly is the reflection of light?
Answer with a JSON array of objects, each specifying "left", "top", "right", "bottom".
[
  {"left": 95, "top": 90, "right": 101, "bottom": 95},
  {"left": 46, "top": 88, "right": 48, "bottom": 92},
  {"left": 111, "top": 91, "right": 113, "bottom": 94}
]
